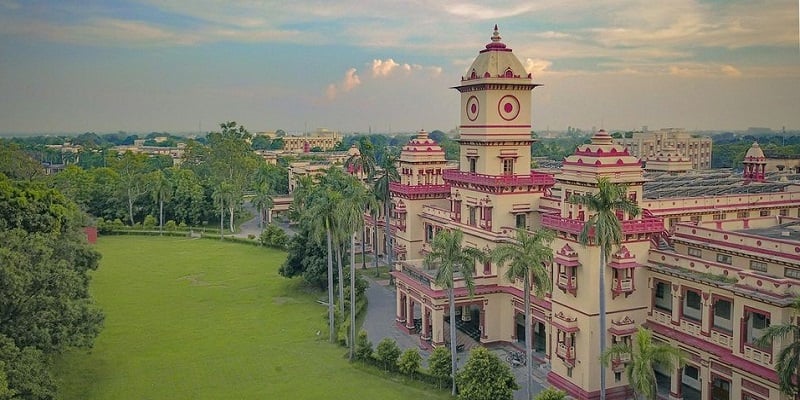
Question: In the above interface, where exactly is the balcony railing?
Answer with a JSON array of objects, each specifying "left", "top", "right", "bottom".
[
  {"left": 542, "top": 214, "right": 664, "bottom": 236},
  {"left": 443, "top": 169, "right": 554, "bottom": 188},
  {"left": 611, "top": 353, "right": 631, "bottom": 371},
  {"left": 680, "top": 319, "right": 702, "bottom": 337},
  {"left": 743, "top": 344, "right": 772, "bottom": 367},
  {"left": 612, "top": 278, "right": 633, "bottom": 293},
  {"left": 710, "top": 329, "right": 733, "bottom": 349},
  {"left": 650, "top": 309, "right": 672, "bottom": 326},
  {"left": 557, "top": 274, "right": 577, "bottom": 292},
  {"left": 556, "top": 343, "right": 575, "bottom": 365},
  {"left": 389, "top": 182, "right": 450, "bottom": 196}
]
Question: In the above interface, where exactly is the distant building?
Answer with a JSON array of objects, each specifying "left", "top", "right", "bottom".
[
  {"left": 615, "top": 128, "right": 712, "bottom": 170},
  {"left": 282, "top": 129, "right": 341, "bottom": 153}
]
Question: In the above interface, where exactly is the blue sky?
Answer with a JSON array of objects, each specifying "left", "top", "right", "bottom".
[{"left": 0, "top": 0, "right": 798, "bottom": 135}]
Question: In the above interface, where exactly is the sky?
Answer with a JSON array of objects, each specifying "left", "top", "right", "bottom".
[{"left": 0, "top": 0, "right": 798, "bottom": 136}]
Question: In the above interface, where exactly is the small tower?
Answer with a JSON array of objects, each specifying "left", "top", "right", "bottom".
[{"left": 742, "top": 142, "right": 766, "bottom": 182}]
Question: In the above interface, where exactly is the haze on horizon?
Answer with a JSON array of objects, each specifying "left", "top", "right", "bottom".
[{"left": 0, "top": 0, "right": 798, "bottom": 136}]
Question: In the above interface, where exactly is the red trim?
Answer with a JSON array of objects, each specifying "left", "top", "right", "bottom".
[{"left": 645, "top": 322, "right": 779, "bottom": 383}]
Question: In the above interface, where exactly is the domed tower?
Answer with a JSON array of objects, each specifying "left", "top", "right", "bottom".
[
  {"left": 445, "top": 25, "right": 553, "bottom": 233},
  {"left": 390, "top": 129, "right": 450, "bottom": 260},
  {"left": 544, "top": 129, "right": 664, "bottom": 399},
  {"left": 743, "top": 142, "right": 766, "bottom": 182}
]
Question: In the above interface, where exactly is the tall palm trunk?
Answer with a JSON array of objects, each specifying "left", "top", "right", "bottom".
[
  {"left": 373, "top": 228, "right": 379, "bottom": 276},
  {"left": 327, "top": 229, "right": 335, "bottom": 343},
  {"left": 349, "top": 233, "right": 356, "bottom": 360},
  {"left": 219, "top": 205, "right": 224, "bottom": 240},
  {"left": 228, "top": 204, "right": 235, "bottom": 232},
  {"left": 336, "top": 245, "right": 345, "bottom": 319},
  {"left": 599, "top": 249, "right": 607, "bottom": 400},
  {"left": 384, "top": 201, "right": 392, "bottom": 278},
  {"left": 159, "top": 198, "right": 164, "bottom": 235},
  {"left": 449, "top": 286, "right": 458, "bottom": 396},
  {"left": 361, "top": 227, "right": 366, "bottom": 269},
  {"left": 524, "top": 271, "right": 533, "bottom": 400}
]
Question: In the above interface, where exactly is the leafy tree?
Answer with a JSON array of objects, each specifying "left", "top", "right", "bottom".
[
  {"left": 355, "top": 330, "right": 373, "bottom": 361},
  {"left": 570, "top": 177, "right": 640, "bottom": 400},
  {"left": 601, "top": 327, "right": 684, "bottom": 400},
  {"left": 0, "top": 141, "right": 43, "bottom": 181},
  {"left": 491, "top": 228, "right": 555, "bottom": 400},
  {"left": 279, "top": 224, "right": 329, "bottom": 289},
  {"left": 534, "top": 388, "right": 568, "bottom": 400},
  {"left": 424, "top": 228, "right": 485, "bottom": 396},
  {"left": 109, "top": 151, "right": 149, "bottom": 225},
  {"left": 250, "top": 135, "right": 271, "bottom": 150},
  {"left": 374, "top": 338, "right": 401, "bottom": 371},
  {"left": 143, "top": 214, "right": 157, "bottom": 229},
  {"left": 169, "top": 168, "right": 205, "bottom": 226},
  {"left": 397, "top": 348, "right": 423, "bottom": 377},
  {"left": 260, "top": 224, "right": 289, "bottom": 249},
  {"left": 456, "top": 347, "right": 518, "bottom": 400},
  {"left": 428, "top": 346, "right": 452, "bottom": 389},
  {"left": 251, "top": 183, "right": 274, "bottom": 230},
  {"left": 0, "top": 176, "right": 103, "bottom": 399},
  {"left": 269, "top": 137, "right": 285, "bottom": 150},
  {"left": 755, "top": 296, "right": 800, "bottom": 397}
]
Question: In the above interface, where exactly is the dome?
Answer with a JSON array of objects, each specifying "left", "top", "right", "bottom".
[
  {"left": 744, "top": 142, "right": 765, "bottom": 160},
  {"left": 463, "top": 25, "right": 530, "bottom": 82}
]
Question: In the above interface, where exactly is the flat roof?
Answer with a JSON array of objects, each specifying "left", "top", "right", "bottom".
[{"left": 643, "top": 170, "right": 798, "bottom": 199}]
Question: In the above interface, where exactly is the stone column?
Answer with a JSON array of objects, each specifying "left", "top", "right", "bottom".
[
  {"left": 702, "top": 295, "right": 712, "bottom": 336},
  {"left": 461, "top": 305, "right": 471, "bottom": 322},
  {"left": 432, "top": 307, "right": 445, "bottom": 346},
  {"left": 406, "top": 298, "right": 415, "bottom": 331},
  {"left": 480, "top": 303, "right": 487, "bottom": 340},
  {"left": 396, "top": 290, "right": 405, "bottom": 323},
  {"left": 671, "top": 286, "right": 682, "bottom": 325},
  {"left": 421, "top": 307, "right": 431, "bottom": 340},
  {"left": 669, "top": 367, "right": 683, "bottom": 400}
]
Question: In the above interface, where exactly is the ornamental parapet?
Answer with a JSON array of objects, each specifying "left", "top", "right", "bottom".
[
  {"left": 541, "top": 213, "right": 664, "bottom": 236},
  {"left": 443, "top": 169, "right": 554, "bottom": 188},
  {"left": 389, "top": 182, "right": 451, "bottom": 197}
]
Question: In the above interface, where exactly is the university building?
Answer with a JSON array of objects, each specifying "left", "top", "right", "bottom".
[
  {"left": 387, "top": 27, "right": 800, "bottom": 400},
  {"left": 614, "top": 128, "right": 713, "bottom": 170}
]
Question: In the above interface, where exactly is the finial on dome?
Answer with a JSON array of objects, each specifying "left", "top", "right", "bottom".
[{"left": 485, "top": 24, "right": 506, "bottom": 49}]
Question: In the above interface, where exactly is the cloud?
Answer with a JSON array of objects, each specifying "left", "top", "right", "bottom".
[
  {"left": 523, "top": 58, "right": 552, "bottom": 75},
  {"left": 371, "top": 58, "right": 426, "bottom": 78},
  {"left": 326, "top": 68, "right": 361, "bottom": 100},
  {"left": 444, "top": 3, "right": 539, "bottom": 20},
  {"left": 721, "top": 65, "right": 742, "bottom": 77}
]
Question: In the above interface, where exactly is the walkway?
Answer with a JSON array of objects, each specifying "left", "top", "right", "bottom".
[{"left": 362, "top": 272, "right": 549, "bottom": 399}]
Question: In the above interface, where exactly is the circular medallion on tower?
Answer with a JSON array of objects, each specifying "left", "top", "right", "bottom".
[
  {"left": 466, "top": 96, "right": 480, "bottom": 121},
  {"left": 498, "top": 95, "right": 520, "bottom": 121}
]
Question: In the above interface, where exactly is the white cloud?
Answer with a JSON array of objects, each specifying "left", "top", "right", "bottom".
[
  {"left": 721, "top": 65, "right": 742, "bottom": 77},
  {"left": 326, "top": 68, "right": 361, "bottom": 100},
  {"left": 371, "top": 58, "right": 427, "bottom": 78},
  {"left": 523, "top": 58, "right": 552, "bottom": 75}
]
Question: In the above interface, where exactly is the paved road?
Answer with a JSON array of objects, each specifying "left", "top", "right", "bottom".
[{"left": 361, "top": 274, "right": 549, "bottom": 399}]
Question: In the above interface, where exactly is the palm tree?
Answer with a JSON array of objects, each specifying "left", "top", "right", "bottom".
[
  {"left": 345, "top": 139, "right": 376, "bottom": 269},
  {"left": 306, "top": 187, "right": 341, "bottom": 343},
  {"left": 492, "top": 228, "right": 555, "bottom": 400},
  {"left": 252, "top": 183, "right": 274, "bottom": 231},
  {"left": 601, "top": 327, "right": 684, "bottom": 400},
  {"left": 424, "top": 228, "right": 485, "bottom": 396},
  {"left": 370, "top": 150, "right": 400, "bottom": 277},
  {"left": 212, "top": 183, "right": 233, "bottom": 240},
  {"left": 149, "top": 170, "right": 173, "bottom": 235},
  {"left": 336, "top": 177, "right": 372, "bottom": 360},
  {"left": 569, "top": 177, "right": 640, "bottom": 400},
  {"left": 755, "top": 296, "right": 800, "bottom": 396}
]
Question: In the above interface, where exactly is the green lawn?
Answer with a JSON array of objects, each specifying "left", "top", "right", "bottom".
[{"left": 54, "top": 236, "right": 449, "bottom": 400}]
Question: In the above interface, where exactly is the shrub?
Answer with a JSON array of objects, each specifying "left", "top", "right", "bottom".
[
  {"left": 112, "top": 218, "right": 125, "bottom": 230},
  {"left": 260, "top": 224, "right": 289, "bottom": 249},
  {"left": 427, "top": 346, "right": 452, "bottom": 389},
  {"left": 143, "top": 215, "right": 157, "bottom": 229},
  {"left": 534, "top": 388, "right": 568, "bottom": 400},
  {"left": 165, "top": 220, "right": 177, "bottom": 232},
  {"left": 374, "top": 338, "right": 401, "bottom": 371},
  {"left": 456, "top": 347, "right": 518, "bottom": 400},
  {"left": 178, "top": 221, "right": 187, "bottom": 229},
  {"left": 247, "top": 234, "right": 256, "bottom": 240},
  {"left": 397, "top": 348, "right": 422, "bottom": 378},
  {"left": 355, "top": 330, "right": 373, "bottom": 361}
]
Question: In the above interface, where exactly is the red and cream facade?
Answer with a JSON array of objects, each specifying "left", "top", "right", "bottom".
[{"left": 389, "top": 27, "right": 800, "bottom": 400}]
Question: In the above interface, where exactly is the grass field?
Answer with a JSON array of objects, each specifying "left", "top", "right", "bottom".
[{"left": 53, "top": 236, "right": 450, "bottom": 400}]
